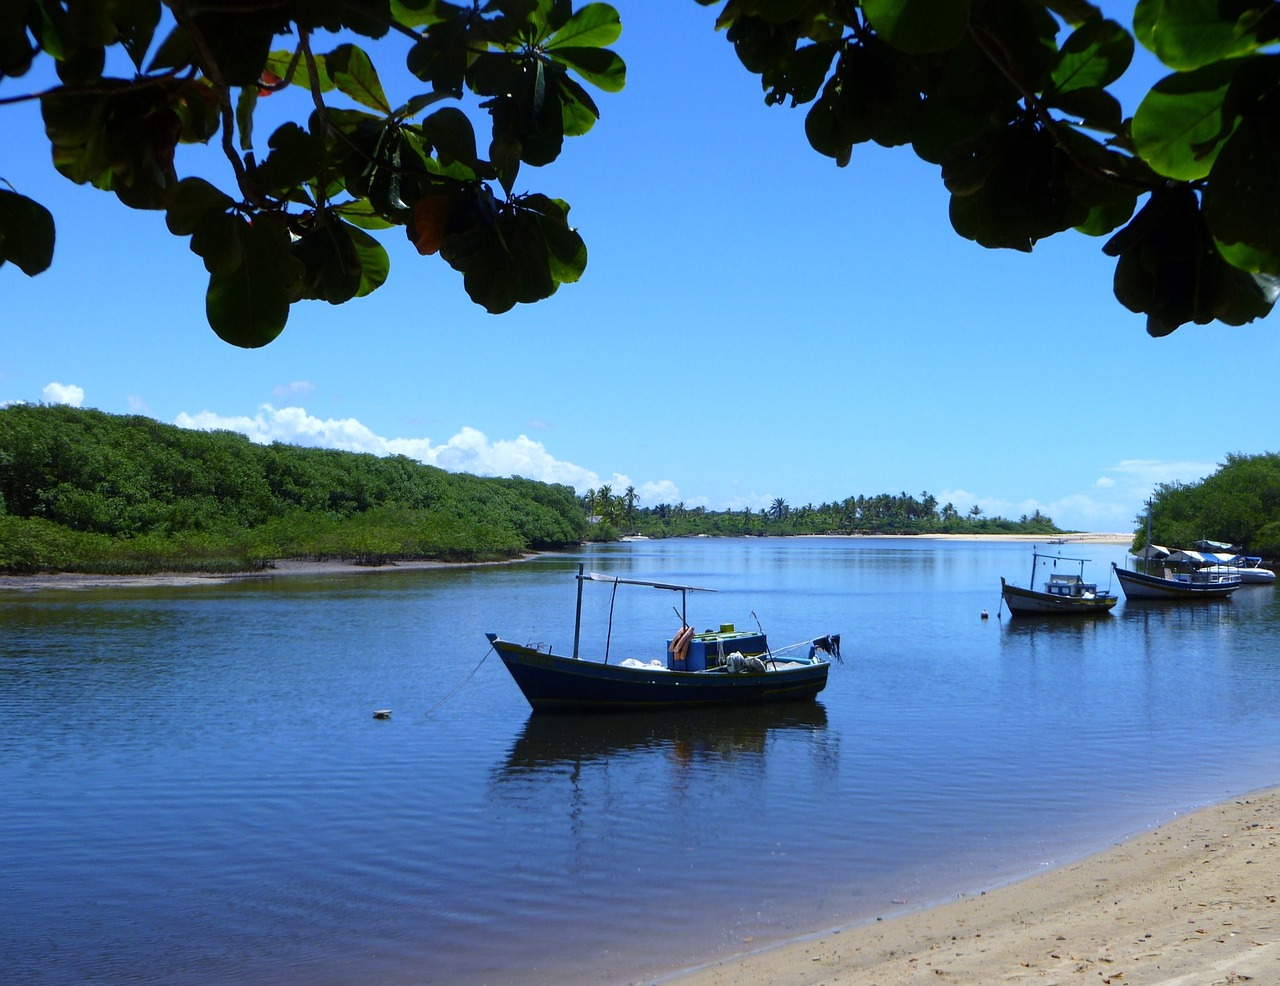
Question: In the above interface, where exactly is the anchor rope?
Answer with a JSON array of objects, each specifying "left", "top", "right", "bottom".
[{"left": 424, "top": 647, "right": 493, "bottom": 718}]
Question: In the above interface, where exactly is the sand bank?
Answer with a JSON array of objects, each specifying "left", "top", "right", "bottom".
[
  {"left": 0, "top": 557, "right": 505, "bottom": 592},
  {"left": 667, "top": 788, "right": 1279, "bottom": 986}
]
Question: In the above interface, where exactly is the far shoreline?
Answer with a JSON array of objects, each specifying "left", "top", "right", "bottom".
[{"left": 0, "top": 533, "right": 1134, "bottom": 592}]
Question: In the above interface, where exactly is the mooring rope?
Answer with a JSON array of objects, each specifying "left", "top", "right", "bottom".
[{"left": 424, "top": 647, "right": 493, "bottom": 719}]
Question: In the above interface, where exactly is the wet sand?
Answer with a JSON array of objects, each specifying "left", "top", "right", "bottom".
[
  {"left": 667, "top": 789, "right": 1279, "bottom": 986},
  {"left": 0, "top": 557, "right": 515, "bottom": 592}
]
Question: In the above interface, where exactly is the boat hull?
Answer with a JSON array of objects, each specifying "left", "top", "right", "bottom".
[
  {"left": 1000, "top": 578, "right": 1117, "bottom": 616},
  {"left": 486, "top": 635, "right": 830, "bottom": 713},
  {"left": 1111, "top": 563, "right": 1240, "bottom": 600}
]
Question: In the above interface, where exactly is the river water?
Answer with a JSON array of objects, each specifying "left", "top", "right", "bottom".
[{"left": 3, "top": 537, "right": 1279, "bottom": 985}]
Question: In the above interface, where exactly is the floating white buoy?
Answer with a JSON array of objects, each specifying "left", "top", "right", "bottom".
[{"left": 373, "top": 709, "right": 391, "bottom": 719}]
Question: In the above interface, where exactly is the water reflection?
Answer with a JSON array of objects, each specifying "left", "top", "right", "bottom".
[{"left": 495, "top": 702, "right": 831, "bottom": 780}]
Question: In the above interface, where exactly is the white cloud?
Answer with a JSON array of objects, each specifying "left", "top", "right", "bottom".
[
  {"left": 174, "top": 404, "right": 610, "bottom": 490},
  {"left": 43, "top": 382, "right": 84, "bottom": 406},
  {"left": 639, "top": 479, "right": 681, "bottom": 504},
  {"left": 1108, "top": 457, "right": 1219, "bottom": 488}
]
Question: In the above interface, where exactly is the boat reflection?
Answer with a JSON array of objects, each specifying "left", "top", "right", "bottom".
[{"left": 494, "top": 702, "right": 831, "bottom": 781}]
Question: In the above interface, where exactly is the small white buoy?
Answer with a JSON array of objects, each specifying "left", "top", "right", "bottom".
[
  {"left": 980, "top": 610, "right": 989, "bottom": 620},
  {"left": 373, "top": 709, "right": 391, "bottom": 720}
]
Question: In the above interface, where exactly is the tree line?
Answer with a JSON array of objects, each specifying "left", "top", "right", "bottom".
[
  {"left": 582, "top": 486, "right": 1061, "bottom": 539},
  {"left": 1141, "top": 453, "right": 1280, "bottom": 559},
  {"left": 0, "top": 403, "right": 585, "bottom": 574}
]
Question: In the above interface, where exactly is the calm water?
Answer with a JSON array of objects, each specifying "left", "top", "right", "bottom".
[{"left": 3, "top": 538, "right": 1279, "bottom": 985}]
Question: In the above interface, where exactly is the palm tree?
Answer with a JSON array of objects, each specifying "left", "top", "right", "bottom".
[
  {"left": 623, "top": 485, "right": 638, "bottom": 529},
  {"left": 769, "top": 497, "right": 789, "bottom": 521}
]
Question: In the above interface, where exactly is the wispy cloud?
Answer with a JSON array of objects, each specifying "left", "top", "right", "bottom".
[{"left": 272, "top": 380, "right": 316, "bottom": 400}]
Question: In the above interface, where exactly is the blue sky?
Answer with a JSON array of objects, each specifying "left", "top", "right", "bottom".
[{"left": 3, "top": 3, "right": 1276, "bottom": 533}]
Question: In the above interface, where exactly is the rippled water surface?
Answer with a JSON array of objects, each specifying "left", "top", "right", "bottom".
[{"left": 3, "top": 538, "right": 1279, "bottom": 985}]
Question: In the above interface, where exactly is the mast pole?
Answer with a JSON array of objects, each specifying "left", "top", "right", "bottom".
[{"left": 573, "top": 563, "right": 584, "bottom": 660}]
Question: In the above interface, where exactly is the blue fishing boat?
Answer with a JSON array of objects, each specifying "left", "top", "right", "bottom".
[{"left": 486, "top": 566, "right": 839, "bottom": 713}]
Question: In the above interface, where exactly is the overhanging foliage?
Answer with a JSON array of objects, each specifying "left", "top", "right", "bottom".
[
  {"left": 701, "top": 0, "right": 1280, "bottom": 335},
  {"left": 1, "top": 0, "right": 623, "bottom": 345}
]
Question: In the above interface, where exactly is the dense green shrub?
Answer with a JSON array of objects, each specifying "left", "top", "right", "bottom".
[{"left": 0, "top": 405, "right": 587, "bottom": 574}]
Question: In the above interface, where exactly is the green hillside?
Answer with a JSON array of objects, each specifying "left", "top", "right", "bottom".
[{"left": 0, "top": 404, "right": 586, "bottom": 574}]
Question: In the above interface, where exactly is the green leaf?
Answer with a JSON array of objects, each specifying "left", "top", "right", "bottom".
[
  {"left": 1047, "top": 86, "right": 1123, "bottom": 131},
  {"left": 264, "top": 48, "right": 333, "bottom": 92},
  {"left": 862, "top": 0, "right": 971, "bottom": 54},
  {"left": 187, "top": 6, "right": 288, "bottom": 87},
  {"left": 1050, "top": 18, "right": 1133, "bottom": 95},
  {"left": 546, "top": 45, "right": 625, "bottom": 92},
  {"left": 1134, "top": 0, "right": 1273, "bottom": 71},
  {"left": 491, "top": 134, "right": 522, "bottom": 196},
  {"left": 423, "top": 107, "right": 481, "bottom": 170},
  {"left": 1104, "top": 186, "right": 1277, "bottom": 335},
  {"left": 0, "top": 189, "right": 55, "bottom": 275},
  {"left": 1132, "top": 60, "right": 1239, "bottom": 180},
  {"left": 250, "top": 122, "right": 325, "bottom": 195},
  {"left": 525, "top": 196, "right": 586, "bottom": 283},
  {"left": 326, "top": 44, "right": 391, "bottom": 114},
  {"left": 165, "top": 177, "right": 234, "bottom": 236},
  {"left": 205, "top": 215, "right": 301, "bottom": 347},
  {"left": 292, "top": 219, "right": 363, "bottom": 304},
  {"left": 1042, "top": 0, "right": 1103, "bottom": 26},
  {"left": 391, "top": 0, "right": 463, "bottom": 29},
  {"left": 945, "top": 122, "right": 1090, "bottom": 250},
  {"left": 558, "top": 74, "right": 601, "bottom": 137},
  {"left": 112, "top": 0, "right": 162, "bottom": 72},
  {"left": 405, "top": 12, "right": 468, "bottom": 95},
  {"left": 347, "top": 224, "right": 390, "bottom": 297},
  {"left": 334, "top": 199, "right": 397, "bottom": 230},
  {"left": 1204, "top": 109, "right": 1280, "bottom": 274},
  {"left": 546, "top": 3, "right": 622, "bottom": 49},
  {"left": 189, "top": 210, "right": 244, "bottom": 275},
  {"left": 804, "top": 39, "right": 920, "bottom": 161},
  {"left": 760, "top": 40, "right": 840, "bottom": 109},
  {"left": 236, "top": 87, "right": 258, "bottom": 150}
]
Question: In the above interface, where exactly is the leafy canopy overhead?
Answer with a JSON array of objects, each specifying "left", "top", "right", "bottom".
[
  {"left": 0, "top": 0, "right": 625, "bottom": 346},
  {"left": 701, "top": 0, "right": 1280, "bottom": 336},
  {"left": 3, "top": 1, "right": 1280, "bottom": 342}
]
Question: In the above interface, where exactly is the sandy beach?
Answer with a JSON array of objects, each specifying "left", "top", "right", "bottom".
[
  {"left": 668, "top": 789, "right": 1279, "bottom": 986},
  {"left": 0, "top": 556, "right": 511, "bottom": 592}
]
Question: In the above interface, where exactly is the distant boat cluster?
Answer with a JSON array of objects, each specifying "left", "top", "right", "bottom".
[{"left": 1001, "top": 536, "right": 1274, "bottom": 617}]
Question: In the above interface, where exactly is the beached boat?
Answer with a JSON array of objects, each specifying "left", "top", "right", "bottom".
[
  {"left": 1000, "top": 548, "right": 1117, "bottom": 616},
  {"left": 1111, "top": 562, "right": 1241, "bottom": 600},
  {"left": 486, "top": 566, "right": 839, "bottom": 713}
]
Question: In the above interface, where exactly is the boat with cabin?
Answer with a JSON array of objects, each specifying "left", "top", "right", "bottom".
[
  {"left": 486, "top": 566, "right": 839, "bottom": 713},
  {"left": 1111, "top": 562, "right": 1241, "bottom": 599},
  {"left": 1000, "top": 547, "right": 1118, "bottom": 616},
  {"left": 1114, "top": 498, "right": 1243, "bottom": 600}
]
